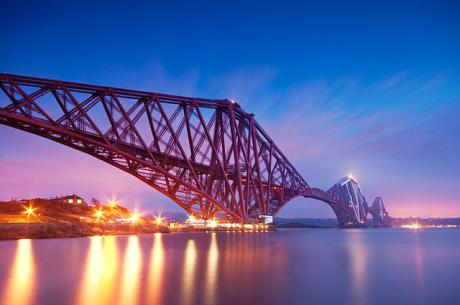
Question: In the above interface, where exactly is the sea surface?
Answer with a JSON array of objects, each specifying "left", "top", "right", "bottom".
[{"left": 0, "top": 228, "right": 459, "bottom": 305}]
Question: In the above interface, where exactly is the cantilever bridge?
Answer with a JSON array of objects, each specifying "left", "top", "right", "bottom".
[{"left": 0, "top": 73, "right": 388, "bottom": 227}]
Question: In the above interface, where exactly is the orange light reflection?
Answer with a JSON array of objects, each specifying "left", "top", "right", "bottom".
[
  {"left": 2, "top": 239, "right": 36, "bottom": 305},
  {"left": 180, "top": 239, "right": 197, "bottom": 305},
  {"left": 205, "top": 233, "right": 219, "bottom": 305},
  {"left": 76, "top": 236, "right": 118, "bottom": 305},
  {"left": 118, "top": 236, "right": 142, "bottom": 305},
  {"left": 146, "top": 233, "right": 164, "bottom": 303}
]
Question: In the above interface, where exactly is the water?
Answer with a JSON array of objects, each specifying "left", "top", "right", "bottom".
[{"left": 0, "top": 228, "right": 459, "bottom": 305}]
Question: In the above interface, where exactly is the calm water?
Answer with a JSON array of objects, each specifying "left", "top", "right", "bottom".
[{"left": 0, "top": 229, "right": 459, "bottom": 305}]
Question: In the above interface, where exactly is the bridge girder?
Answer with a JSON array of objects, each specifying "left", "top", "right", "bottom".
[{"left": 0, "top": 73, "right": 309, "bottom": 222}]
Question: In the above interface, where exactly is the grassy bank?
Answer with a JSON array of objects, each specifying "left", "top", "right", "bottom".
[
  {"left": 0, "top": 198, "right": 169, "bottom": 239},
  {"left": 0, "top": 222, "right": 169, "bottom": 240}
]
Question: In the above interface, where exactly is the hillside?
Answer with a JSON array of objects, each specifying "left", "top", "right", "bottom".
[{"left": 0, "top": 197, "right": 168, "bottom": 239}]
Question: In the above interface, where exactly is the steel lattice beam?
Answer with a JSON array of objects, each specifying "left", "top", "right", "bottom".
[{"left": 0, "top": 73, "right": 321, "bottom": 222}]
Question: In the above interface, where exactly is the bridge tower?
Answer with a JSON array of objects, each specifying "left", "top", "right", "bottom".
[
  {"left": 326, "top": 176, "right": 368, "bottom": 227},
  {"left": 368, "top": 196, "right": 390, "bottom": 227}
]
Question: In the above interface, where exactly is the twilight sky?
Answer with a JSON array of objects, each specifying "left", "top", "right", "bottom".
[{"left": 1, "top": 0, "right": 459, "bottom": 218}]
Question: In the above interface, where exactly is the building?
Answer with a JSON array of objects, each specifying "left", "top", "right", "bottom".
[
  {"left": 49, "top": 195, "right": 85, "bottom": 205},
  {"left": 258, "top": 215, "right": 274, "bottom": 224}
]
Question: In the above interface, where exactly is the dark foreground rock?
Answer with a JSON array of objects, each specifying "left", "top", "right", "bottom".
[{"left": 0, "top": 222, "right": 169, "bottom": 240}]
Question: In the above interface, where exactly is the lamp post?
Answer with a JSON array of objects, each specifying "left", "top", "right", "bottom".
[{"left": 25, "top": 207, "right": 34, "bottom": 222}]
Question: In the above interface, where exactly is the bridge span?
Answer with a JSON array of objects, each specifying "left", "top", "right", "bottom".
[{"left": 0, "top": 73, "right": 389, "bottom": 227}]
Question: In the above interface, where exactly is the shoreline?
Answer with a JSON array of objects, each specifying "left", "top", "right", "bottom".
[
  {"left": 0, "top": 222, "right": 169, "bottom": 240},
  {"left": 0, "top": 222, "right": 280, "bottom": 240}
]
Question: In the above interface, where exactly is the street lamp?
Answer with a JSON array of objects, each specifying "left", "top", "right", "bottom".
[
  {"left": 25, "top": 206, "right": 35, "bottom": 222},
  {"left": 94, "top": 209, "right": 104, "bottom": 221},
  {"left": 155, "top": 215, "right": 164, "bottom": 225},
  {"left": 130, "top": 213, "right": 140, "bottom": 224}
]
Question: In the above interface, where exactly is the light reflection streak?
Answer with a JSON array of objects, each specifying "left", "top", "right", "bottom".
[
  {"left": 346, "top": 232, "right": 368, "bottom": 305},
  {"left": 181, "top": 239, "right": 197, "bottom": 305},
  {"left": 3, "top": 239, "right": 36, "bottom": 305},
  {"left": 146, "top": 233, "right": 164, "bottom": 304},
  {"left": 413, "top": 232, "right": 426, "bottom": 300},
  {"left": 205, "top": 233, "right": 219, "bottom": 305},
  {"left": 118, "top": 235, "right": 142, "bottom": 305},
  {"left": 76, "top": 236, "right": 118, "bottom": 305}
]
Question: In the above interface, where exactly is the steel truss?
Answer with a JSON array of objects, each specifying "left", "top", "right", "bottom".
[{"left": 0, "top": 73, "right": 325, "bottom": 222}]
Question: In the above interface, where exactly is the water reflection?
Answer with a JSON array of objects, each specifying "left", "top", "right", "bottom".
[
  {"left": 146, "top": 233, "right": 164, "bottom": 304},
  {"left": 2, "top": 239, "right": 36, "bottom": 305},
  {"left": 413, "top": 232, "right": 426, "bottom": 302},
  {"left": 181, "top": 239, "right": 197, "bottom": 305},
  {"left": 119, "top": 235, "right": 142, "bottom": 305},
  {"left": 205, "top": 233, "right": 219, "bottom": 305},
  {"left": 346, "top": 232, "right": 368, "bottom": 305},
  {"left": 76, "top": 236, "right": 118, "bottom": 305},
  {"left": 1, "top": 229, "right": 456, "bottom": 305}
]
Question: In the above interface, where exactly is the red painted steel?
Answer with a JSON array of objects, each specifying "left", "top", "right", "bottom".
[{"left": 2, "top": 73, "right": 350, "bottom": 222}]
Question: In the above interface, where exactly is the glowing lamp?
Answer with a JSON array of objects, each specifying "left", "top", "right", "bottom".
[
  {"left": 155, "top": 215, "right": 164, "bottom": 225},
  {"left": 94, "top": 209, "right": 104, "bottom": 220},
  {"left": 130, "top": 213, "right": 140, "bottom": 223},
  {"left": 25, "top": 207, "right": 35, "bottom": 216},
  {"left": 25, "top": 206, "right": 35, "bottom": 221},
  {"left": 207, "top": 219, "right": 218, "bottom": 229}
]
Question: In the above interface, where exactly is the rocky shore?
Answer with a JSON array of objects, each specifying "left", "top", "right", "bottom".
[{"left": 0, "top": 222, "right": 169, "bottom": 240}]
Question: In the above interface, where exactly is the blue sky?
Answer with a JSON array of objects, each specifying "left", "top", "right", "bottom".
[{"left": 1, "top": 0, "right": 459, "bottom": 217}]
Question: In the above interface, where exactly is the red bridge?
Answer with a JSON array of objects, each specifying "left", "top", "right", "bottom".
[{"left": 0, "top": 73, "right": 388, "bottom": 227}]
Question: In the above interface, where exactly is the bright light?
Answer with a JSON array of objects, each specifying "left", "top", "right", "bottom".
[
  {"left": 25, "top": 207, "right": 35, "bottom": 216},
  {"left": 229, "top": 99, "right": 236, "bottom": 104},
  {"left": 24, "top": 206, "right": 35, "bottom": 221},
  {"left": 187, "top": 215, "right": 196, "bottom": 223},
  {"left": 155, "top": 215, "right": 164, "bottom": 225},
  {"left": 94, "top": 209, "right": 104, "bottom": 220},
  {"left": 130, "top": 213, "right": 140, "bottom": 224},
  {"left": 402, "top": 223, "right": 421, "bottom": 230},
  {"left": 347, "top": 173, "right": 354, "bottom": 180},
  {"left": 207, "top": 219, "right": 218, "bottom": 229},
  {"left": 108, "top": 200, "right": 117, "bottom": 208}
]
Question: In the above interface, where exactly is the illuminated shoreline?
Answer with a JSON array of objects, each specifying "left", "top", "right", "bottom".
[
  {"left": 401, "top": 224, "right": 460, "bottom": 229},
  {"left": 0, "top": 222, "right": 169, "bottom": 240}
]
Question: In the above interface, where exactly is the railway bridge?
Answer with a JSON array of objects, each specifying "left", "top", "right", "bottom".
[{"left": 0, "top": 73, "right": 389, "bottom": 227}]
